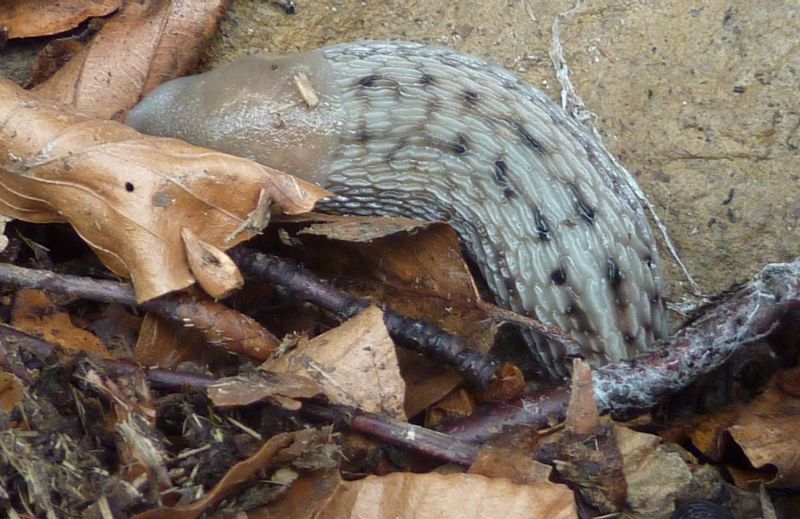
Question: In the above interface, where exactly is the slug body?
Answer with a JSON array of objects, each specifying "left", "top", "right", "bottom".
[{"left": 126, "top": 41, "right": 668, "bottom": 377}]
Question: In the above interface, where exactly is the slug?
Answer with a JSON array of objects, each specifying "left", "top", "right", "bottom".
[{"left": 126, "top": 41, "right": 668, "bottom": 378}]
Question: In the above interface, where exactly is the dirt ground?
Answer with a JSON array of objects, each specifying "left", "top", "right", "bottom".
[{"left": 4, "top": 0, "right": 800, "bottom": 317}]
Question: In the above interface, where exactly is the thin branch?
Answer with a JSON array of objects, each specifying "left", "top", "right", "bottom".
[
  {"left": 441, "top": 259, "right": 800, "bottom": 442},
  {"left": 0, "top": 262, "right": 279, "bottom": 359},
  {"left": 229, "top": 247, "right": 500, "bottom": 388}
]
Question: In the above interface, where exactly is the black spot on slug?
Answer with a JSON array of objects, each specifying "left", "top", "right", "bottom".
[
  {"left": 643, "top": 255, "right": 655, "bottom": 268},
  {"left": 565, "top": 302, "right": 595, "bottom": 336},
  {"left": 569, "top": 183, "right": 596, "bottom": 224},
  {"left": 450, "top": 135, "right": 468, "bottom": 155},
  {"left": 464, "top": 90, "right": 479, "bottom": 105},
  {"left": 357, "top": 130, "right": 372, "bottom": 143},
  {"left": 493, "top": 160, "right": 510, "bottom": 186},
  {"left": 623, "top": 332, "right": 636, "bottom": 345},
  {"left": 503, "top": 187, "right": 517, "bottom": 200},
  {"left": 551, "top": 267, "right": 567, "bottom": 285},
  {"left": 125, "top": 182, "right": 134, "bottom": 192},
  {"left": 535, "top": 209, "right": 551, "bottom": 242},
  {"left": 419, "top": 73, "right": 435, "bottom": 86},
  {"left": 358, "top": 74, "right": 382, "bottom": 87},
  {"left": 607, "top": 258, "right": 624, "bottom": 290},
  {"left": 517, "top": 124, "right": 546, "bottom": 153},
  {"left": 608, "top": 258, "right": 628, "bottom": 307}
]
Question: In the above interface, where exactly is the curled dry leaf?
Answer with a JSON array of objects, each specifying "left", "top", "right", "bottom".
[
  {"left": 315, "top": 472, "right": 577, "bottom": 519},
  {"left": 264, "top": 306, "right": 407, "bottom": 420},
  {"left": 181, "top": 227, "right": 243, "bottom": 299},
  {"left": 0, "top": 0, "right": 120, "bottom": 39},
  {"left": 207, "top": 371, "right": 323, "bottom": 410},
  {"left": 0, "top": 78, "right": 330, "bottom": 302},
  {"left": 689, "top": 366, "right": 800, "bottom": 488},
  {"left": 32, "top": 0, "right": 231, "bottom": 119}
]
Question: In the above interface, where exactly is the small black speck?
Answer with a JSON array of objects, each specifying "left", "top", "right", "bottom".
[
  {"left": 450, "top": 135, "right": 467, "bottom": 155},
  {"left": 503, "top": 187, "right": 516, "bottom": 199},
  {"left": 607, "top": 258, "right": 624, "bottom": 290},
  {"left": 493, "top": 160, "right": 509, "bottom": 185},
  {"left": 535, "top": 209, "right": 551, "bottom": 241},
  {"left": 623, "top": 333, "right": 636, "bottom": 345},
  {"left": 270, "top": 64, "right": 279, "bottom": 71},
  {"left": 643, "top": 255, "right": 655, "bottom": 268},
  {"left": 357, "top": 130, "right": 371, "bottom": 143},
  {"left": 722, "top": 187, "right": 735, "bottom": 205},
  {"left": 464, "top": 90, "right": 479, "bottom": 105},
  {"left": 569, "top": 184, "right": 595, "bottom": 224},
  {"left": 551, "top": 267, "right": 567, "bottom": 285},
  {"left": 733, "top": 85, "right": 746, "bottom": 94},
  {"left": 517, "top": 124, "right": 545, "bottom": 153},
  {"left": 419, "top": 73, "right": 435, "bottom": 86},
  {"left": 358, "top": 74, "right": 381, "bottom": 87},
  {"left": 125, "top": 182, "right": 134, "bottom": 192},
  {"left": 647, "top": 88, "right": 654, "bottom": 99},
  {"left": 727, "top": 207, "right": 738, "bottom": 223}
]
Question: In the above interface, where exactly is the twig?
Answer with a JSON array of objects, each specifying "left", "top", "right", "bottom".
[
  {"left": 229, "top": 247, "right": 500, "bottom": 388},
  {"left": 441, "top": 259, "right": 800, "bottom": 442},
  {"left": 0, "top": 262, "right": 279, "bottom": 359}
]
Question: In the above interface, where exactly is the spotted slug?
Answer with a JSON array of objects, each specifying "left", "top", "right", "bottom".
[{"left": 126, "top": 40, "right": 668, "bottom": 377}]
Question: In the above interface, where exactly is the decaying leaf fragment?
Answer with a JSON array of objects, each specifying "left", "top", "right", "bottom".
[
  {"left": 31, "top": 0, "right": 231, "bottom": 119},
  {"left": 0, "top": 77, "right": 329, "bottom": 302},
  {"left": 263, "top": 305, "right": 407, "bottom": 420},
  {"left": 0, "top": 0, "right": 120, "bottom": 39},
  {"left": 314, "top": 472, "right": 577, "bottom": 519}
]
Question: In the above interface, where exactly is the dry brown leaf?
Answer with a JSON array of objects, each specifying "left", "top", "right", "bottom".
[
  {"left": 132, "top": 429, "right": 330, "bottom": 519},
  {"left": 469, "top": 445, "right": 553, "bottom": 486},
  {"left": 0, "top": 78, "right": 329, "bottom": 302},
  {"left": 723, "top": 367, "right": 800, "bottom": 488},
  {"left": 264, "top": 306, "right": 406, "bottom": 420},
  {"left": 144, "top": 292, "right": 280, "bottom": 360},
  {"left": 314, "top": 472, "right": 577, "bottom": 519},
  {"left": 0, "top": 373, "right": 24, "bottom": 413},
  {"left": 133, "top": 313, "right": 205, "bottom": 366},
  {"left": 249, "top": 469, "right": 343, "bottom": 519},
  {"left": 565, "top": 358, "right": 600, "bottom": 435},
  {"left": 27, "top": 35, "right": 91, "bottom": 89},
  {"left": 207, "top": 371, "right": 323, "bottom": 410},
  {"left": 0, "top": 0, "right": 120, "bottom": 39},
  {"left": 32, "top": 0, "right": 230, "bottom": 119},
  {"left": 181, "top": 227, "right": 243, "bottom": 299},
  {"left": 11, "top": 289, "right": 109, "bottom": 356},
  {"left": 425, "top": 388, "right": 475, "bottom": 428}
]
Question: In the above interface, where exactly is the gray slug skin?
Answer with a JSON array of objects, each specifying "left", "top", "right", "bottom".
[{"left": 127, "top": 41, "right": 668, "bottom": 377}]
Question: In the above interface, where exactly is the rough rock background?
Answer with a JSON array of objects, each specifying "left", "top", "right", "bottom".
[{"left": 3, "top": 0, "right": 799, "bottom": 314}]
